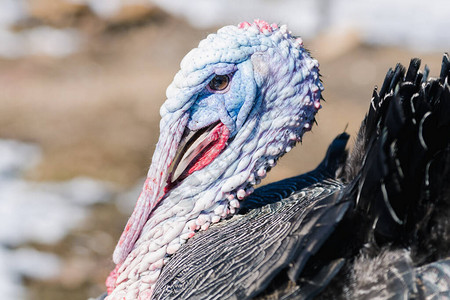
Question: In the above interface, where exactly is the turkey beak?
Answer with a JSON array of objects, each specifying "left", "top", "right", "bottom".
[{"left": 168, "top": 122, "right": 219, "bottom": 185}]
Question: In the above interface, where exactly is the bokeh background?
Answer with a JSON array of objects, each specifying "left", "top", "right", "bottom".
[{"left": 0, "top": 0, "right": 448, "bottom": 299}]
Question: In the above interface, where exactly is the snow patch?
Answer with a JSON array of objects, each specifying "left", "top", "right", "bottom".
[
  {"left": 0, "top": 139, "right": 113, "bottom": 299},
  {"left": 0, "top": 27, "right": 81, "bottom": 59}
]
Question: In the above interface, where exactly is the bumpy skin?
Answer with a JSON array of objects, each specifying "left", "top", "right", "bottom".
[{"left": 106, "top": 20, "right": 322, "bottom": 299}]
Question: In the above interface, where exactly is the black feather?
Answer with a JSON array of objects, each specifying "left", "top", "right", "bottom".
[{"left": 313, "top": 54, "right": 450, "bottom": 298}]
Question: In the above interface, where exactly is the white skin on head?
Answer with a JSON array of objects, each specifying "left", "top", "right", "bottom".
[{"left": 106, "top": 20, "right": 322, "bottom": 299}]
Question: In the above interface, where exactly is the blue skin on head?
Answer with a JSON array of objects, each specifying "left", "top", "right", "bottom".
[{"left": 187, "top": 60, "right": 257, "bottom": 137}]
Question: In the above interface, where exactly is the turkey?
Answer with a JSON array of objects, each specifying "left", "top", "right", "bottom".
[{"left": 100, "top": 20, "right": 450, "bottom": 299}]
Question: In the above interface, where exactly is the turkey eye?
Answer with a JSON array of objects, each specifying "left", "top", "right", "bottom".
[{"left": 208, "top": 75, "right": 230, "bottom": 92}]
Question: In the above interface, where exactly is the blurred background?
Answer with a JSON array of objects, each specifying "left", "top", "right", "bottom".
[{"left": 0, "top": 0, "right": 448, "bottom": 299}]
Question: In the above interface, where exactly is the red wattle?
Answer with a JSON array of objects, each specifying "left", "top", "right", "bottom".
[{"left": 106, "top": 264, "right": 121, "bottom": 295}]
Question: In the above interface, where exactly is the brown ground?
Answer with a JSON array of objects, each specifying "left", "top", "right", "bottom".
[{"left": 0, "top": 11, "right": 444, "bottom": 300}]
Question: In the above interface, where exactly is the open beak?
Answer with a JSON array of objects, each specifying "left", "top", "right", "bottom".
[{"left": 168, "top": 121, "right": 230, "bottom": 188}]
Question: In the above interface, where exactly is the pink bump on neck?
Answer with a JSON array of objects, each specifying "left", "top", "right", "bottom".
[
  {"left": 238, "top": 21, "right": 251, "bottom": 29},
  {"left": 106, "top": 264, "right": 121, "bottom": 295},
  {"left": 239, "top": 20, "right": 278, "bottom": 33},
  {"left": 254, "top": 19, "right": 272, "bottom": 33}
]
